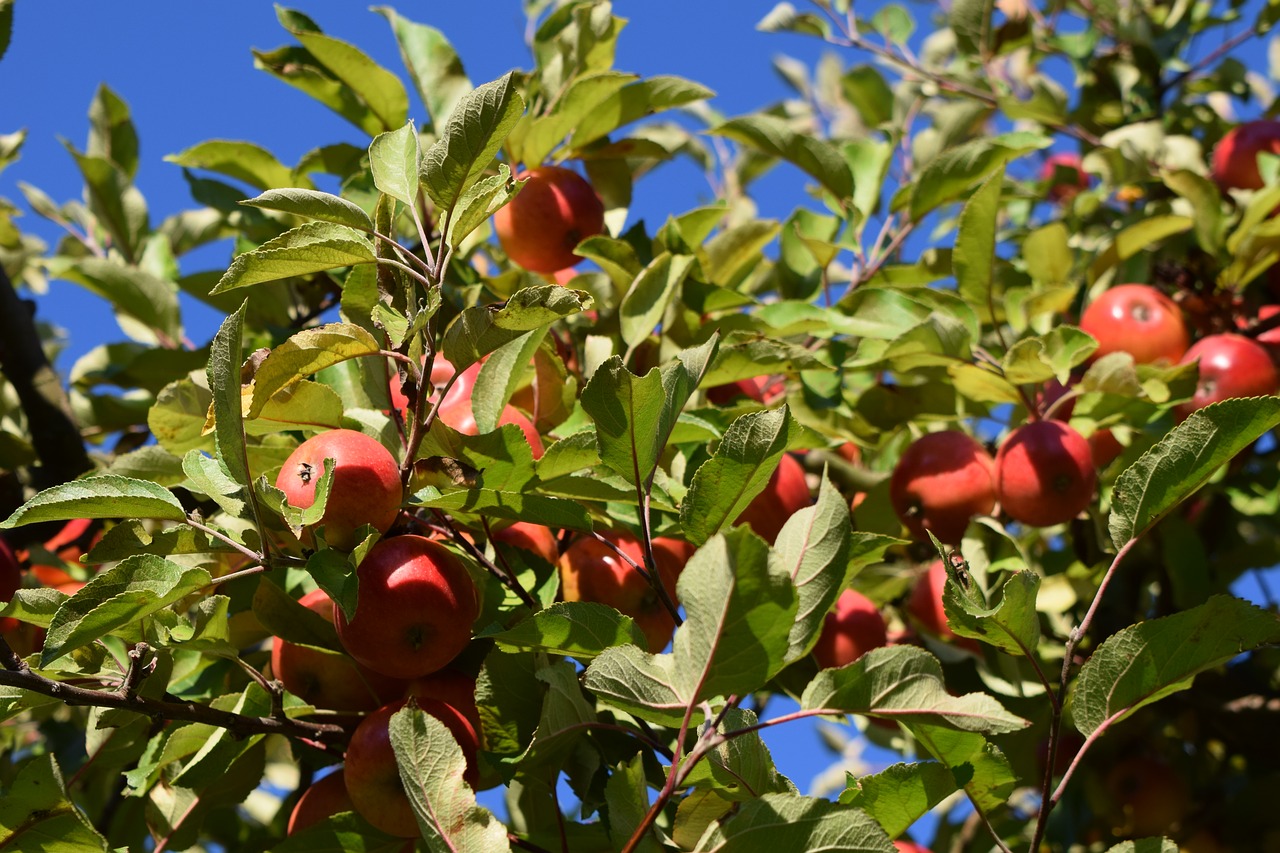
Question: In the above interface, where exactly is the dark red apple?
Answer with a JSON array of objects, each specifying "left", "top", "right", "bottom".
[
  {"left": 906, "top": 561, "right": 978, "bottom": 653},
  {"left": 889, "top": 431, "right": 996, "bottom": 545},
  {"left": 0, "top": 537, "right": 21, "bottom": 635},
  {"left": 1040, "top": 152, "right": 1089, "bottom": 202},
  {"left": 493, "top": 165, "right": 605, "bottom": 273},
  {"left": 995, "top": 420, "right": 1097, "bottom": 527},
  {"left": 1175, "top": 332, "right": 1280, "bottom": 420},
  {"left": 287, "top": 769, "right": 353, "bottom": 835},
  {"left": 1079, "top": 284, "right": 1189, "bottom": 366},
  {"left": 812, "top": 588, "right": 888, "bottom": 669},
  {"left": 733, "top": 453, "right": 812, "bottom": 544},
  {"left": 491, "top": 521, "right": 559, "bottom": 565},
  {"left": 1212, "top": 119, "right": 1280, "bottom": 192}
]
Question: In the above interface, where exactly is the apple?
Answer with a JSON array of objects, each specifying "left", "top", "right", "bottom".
[
  {"left": 1211, "top": 119, "right": 1280, "bottom": 191},
  {"left": 1038, "top": 377, "right": 1076, "bottom": 421},
  {"left": 287, "top": 769, "right": 353, "bottom": 835},
  {"left": 21, "top": 517, "right": 101, "bottom": 588},
  {"left": 491, "top": 521, "right": 559, "bottom": 566},
  {"left": 811, "top": 589, "right": 887, "bottom": 669},
  {"left": 994, "top": 420, "right": 1097, "bottom": 528},
  {"left": 705, "top": 375, "right": 785, "bottom": 406},
  {"left": 0, "top": 537, "right": 22, "bottom": 635},
  {"left": 437, "top": 362, "right": 545, "bottom": 459},
  {"left": 1079, "top": 284, "right": 1189, "bottom": 366},
  {"left": 344, "top": 697, "right": 481, "bottom": 838},
  {"left": 1175, "top": 332, "right": 1280, "bottom": 421},
  {"left": 1040, "top": 152, "right": 1089, "bottom": 202},
  {"left": 733, "top": 453, "right": 812, "bottom": 544},
  {"left": 1089, "top": 429, "right": 1124, "bottom": 469},
  {"left": 558, "top": 532, "right": 693, "bottom": 653},
  {"left": 889, "top": 431, "right": 996, "bottom": 545},
  {"left": 271, "top": 589, "right": 406, "bottom": 713},
  {"left": 906, "top": 561, "right": 978, "bottom": 652},
  {"left": 404, "top": 669, "right": 481, "bottom": 740},
  {"left": 388, "top": 354, "right": 456, "bottom": 413},
  {"left": 1241, "top": 303, "right": 1280, "bottom": 349},
  {"left": 1102, "top": 755, "right": 1190, "bottom": 838},
  {"left": 493, "top": 165, "right": 605, "bottom": 273},
  {"left": 275, "top": 429, "right": 403, "bottom": 551},
  {"left": 334, "top": 535, "right": 478, "bottom": 680},
  {"left": 893, "top": 842, "right": 933, "bottom": 853}
]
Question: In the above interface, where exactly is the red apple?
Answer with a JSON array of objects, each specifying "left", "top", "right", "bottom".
[
  {"left": 388, "top": 354, "right": 455, "bottom": 413},
  {"left": 21, "top": 518, "right": 100, "bottom": 589},
  {"left": 344, "top": 698, "right": 480, "bottom": 838},
  {"left": 1242, "top": 303, "right": 1280, "bottom": 349},
  {"left": 0, "top": 537, "right": 21, "bottom": 635},
  {"left": 275, "top": 429, "right": 403, "bottom": 551},
  {"left": 994, "top": 420, "right": 1096, "bottom": 528},
  {"left": 1211, "top": 119, "right": 1280, "bottom": 192},
  {"left": 733, "top": 453, "right": 812, "bottom": 544},
  {"left": 1089, "top": 429, "right": 1125, "bottom": 469},
  {"left": 706, "top": 375, "right": 785, "bottom": 406},
  {"left": 271, "top": 589, "right": 406, "bottom": 713},
  {"left": 906, "top": 561, "right": 977, "bottom": 652},
  {"left": 437, "top": 362, "right": 545, "bottom": 459},
  {"left": 334, "top": 535, "right": 478, "bottom": 680},
  {"left": 491, "top": 521, "right": 559, "bottom": 565},
  {"left": 836, "top": 442, "right": 861, "bottom": 465},
  {"left": 1038, "top": 377, "right": 1076, "bottom": 421},
  {"left": 1175, "top": 332, "right": 1280, "bottom": 420},
  {"left": 812, "top": 589, "right": 888, "bottom": 669},
  {"left": 287, "top": 769, "right": 353, "bottom": 835},
  {"left": 558, "top": 532, "right": 692, "bottom": 653},
  {"left": 1079, "top": 284, "right": 1189, "bottom": 366},
  {"left": 493, "top": 165, "right": 605, "bottom": 273},
  {"left": 889, "top": 431, "right": 996, "bottom": 545},
  {"left": 1040, "top": 152, "right": 1089, "bottom": 202},
  {"left": 893, "top": 842, "right": 933, "bottom": 853},
  {"left": 1102, "top": 755, "right": 1190, "bottom": 838},
  {"left": 404, "top": 669, "right": 481, "bottom": 740}
]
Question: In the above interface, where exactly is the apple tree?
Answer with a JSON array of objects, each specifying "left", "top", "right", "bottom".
[{"left": 1, "top": 1, "right": 1279, "bottom": 851}]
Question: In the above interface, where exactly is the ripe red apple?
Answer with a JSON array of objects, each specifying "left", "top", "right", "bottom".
[
  {"left": 1038, "top": 377, "right": 1076, "bottom": 421},
  {"left": 1040, "top": 152, "right": 1089, "bottom": 202},
  {"left": 388, "top": 354, "right": 456, "bottom": 413},
  {"left": 437, "top": 362, "right": 545, "bottom": 459},
  {"left": 404, "top": 669, "right": 481, "bottom": 740},
  {"left": 811, "top": 588, "right": 888, "bottom": 669},
  {"left": 344, "top": 697, "right": 480, "bottom": 838},
  {"left": 893, "top": 842, "right": 933, "bottom": 853},
  {"left": 733, "top": 453, "right": 812, "bottom": 544},
  {"left": 558, "top": 532, "right": 692, "bottom": 653},
  {"left": 1089, "top": 429, "right": 1125, "bottom": 469},
  {"left": 287, "top": 769, "right": 353, "bottom": 835},
  {"left": 1175, "top": 332, "right": 1280, "bottom": 420},
  {"left": 1079, "top": 284, "right": 1189, "bottom": 366},
  {"left": 493, "top": 165, "right": 605, "bottom": 273},
  {"left": 1241, "top": 303, "right": 1280, "bottom": 349},
  {"left": 491, "top": 521, "right": 559, "bottom": 565},
  {"left": 21, "top": 518, "right": 101, "bottom": 588},
  {"left": 1211, "top": 119, "right": 1280, "bottom": 191},
  {"left": 271, "top": 589, "right": 406, "bottom": 712},
  {"left": 0, "top": 537, "right": 22, "bottom": 635},
  {"left": 1102, "top": 755, "right": 1190, "bottom": 838},
  {"left": 889, "top": 431, "right": 996, "bottom": 545},
  {"left": 334, "top": 535, "right": 478, "bottom": 680},
  {"left": 906, "top": 561, "right": 977, "bottom": 653},
  {"left": 275, "top": 429, "right": 403, "bottom": 551},
  {"left": 994, "top": 420, "right": 1097, "bottom": 528}
]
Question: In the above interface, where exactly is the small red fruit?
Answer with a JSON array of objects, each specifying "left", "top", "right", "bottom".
[
  {"left": 493, "top": 165, "right": 605, "bottom": 273},
  {"left": 893, "top": 842, "right": 933, "bottom": 853},
  {"left": 1040, "top": 152, "right": 1089, "bottom": 202},
  {"left": 906, "top": 561, "right": 978, "bottom": 653},
  {"left": 287, "top": 769, "right": 353, "bottom": 835},
  {"left": 0, "top": 537, "right": 21, "bottom": 635},
  {"left": 733, "top": 453, "right": 812, "bottom": 544},
  {"left": 335, "top": 535, "right": 478, "bottom": 680},
  {"left": 812, "top": 589, "right": 888, "bottom": 669},
  {"left": 491, "top": 521, "right": 559, "bottom": 565},
  {"left": 1089, "top": 429, "right": 1125, "bottom": 469},
  {"left": 1079, "top": 284, "right": 1189, "bottom": 366},
  {"left": 1175, "top": 332, "right": 1280, "bottom": 420},
  {"left": 995, "top": 420, "right": 1097, "bottom": 527},
  {"left": 889, "top": 431, "right": 996, "bottom": 545},
  {"left": 1211, "top": 119, "right": 1280, "bottom": 192},
  {"left": 275, "top": 430, "right": 402, "bottom": 551},
  {"left": 438, "top": 363, "right": 545, "bottom": 459}
]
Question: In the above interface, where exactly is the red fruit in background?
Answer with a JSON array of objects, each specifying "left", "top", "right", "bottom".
[
  {"left": 889, "top": 431, "right": 996, "bottom": 545},
  {"left": 437, "top": 362, "right": 545, "bottom": 459},
  {"left": 894, "top": 842, "right": 934, "bottom": 853},
  {"left": 405, "top": 669, "right": 482, "bottom": 740},
  {"left": 287, "top": 769, "right": 353, "bottom": 836},
  {"left": 995, "top": 420, "right": 1097, "bottom": 527},
  {"left": 22, "top": 518, "right": 101, "bottom": 588},
  {"left": 558, "top": 532, "right": 692, "bottom": 653},
  {"left": 1040, "top": 152, "right": 1089, "bottom": 202},
  {"left": 812, "top": 589, "right": 887, "bottom": 669},
  {"left": 335, "top": 535, "right": 478, "bottom": 680},
  {"left": 1089, "top": 429, "right": 1125, "bottom": 469},
  {"left": 1103, "top": 755, "right": 1190, "bottom": 838},
  {"left": 733, "top": 453, "right": 812, "bottom": 544},
  {"left": 344, "top": 698, "right": 480, "bottom": 838},
  {"left": 1211, "top": 119, "right": 1280, "bottom": 191},
  {"left": 706, "top": 375, "right": 768, "bottom": 405},
  {"left": 271, "top": 589, "right": 405, "bottom": 712},
  {"left": 0, "top": 537, "right": 21, "bottom": 635},
  {"left": 275, "top": 430, "right": 402, "bottom": 551},
  {"left": 491, "top": 521, "right": 559, "bottom": 565},
  {"left": 1038, "top": 377, "right": 1076, "bottom": 421},
  {"left": 493, "top": 165, "right": 605, "bottom": 273},
  {"left": 1079, "top": 284, "right": 1189, "bottom": 366},
  {"left": 906, "top": 561, "right": 977, "bottom": 653},
  {"left": 1175, "top": 333, "right": 1280, "bottom": 420},
  {"left": 1242, "top": 304, "right": 1280, "bottom": 349}
]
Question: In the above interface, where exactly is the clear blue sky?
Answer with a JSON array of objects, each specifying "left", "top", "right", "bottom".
[{"left": 2, "top": 1, "right": 1276, "bottom": 844}]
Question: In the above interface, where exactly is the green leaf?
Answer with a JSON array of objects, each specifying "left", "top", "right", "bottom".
[
  {"left": 422, "top": 71, "right": 524, "bottom": 213},
  {"left": 268, "top": 809, "right": 412, "bottom": 853},
  {"left": 950, "top": 0, "right": 994, "bottom": 55},
  {"left": 251, "top": 576, "right": 342, "bottom": 653},
  {"left": 149, "top": 377, "right": 214, "bottom": 456},
  {"left": 952, "top": 166, "right": 1002, "bottom": 318},
  {"left": 388, "top": 704, "right": 512, "bottom": 852},
  {"left": 943, "top": 570, "right": 1041, "bottom": 656},
  {"left": 679, "top": 708, "right": 794, "bottom": 802},
  {"left": 285, "top": 18, "right": 409, "bottom": 133},
  {"left": 250, "top": 379, "right": 346, "bottom": 434},
  {"left": 711, "top": 114, "right": 853, "bottom": 200},
  {"left": 412, "top": 486, "right": 591, "bottom": 532},
  {"left": 1109, "top": 397, "right": 1280, "bottom": 548},
  {"left": 1087, "top": 215, "right": 1194, "bottom": 285},
  {"left": 1002, "top": 326, "right": 1098, "bottom": 384},
  {"left": 516, "top": 71, "right": 636, "bottom": 167},
  {"left": 1022, "top": 223, "right": 1072, "bottom": 287},
  {"left": 0, "top": 588, "right": 67, "bottom": 629},
  {"left": 777, "top": 475, "right": 855, "bottom": 662},
  {"left": 620, "top": 253, "right": 695, "bottom": 350},
  {"left": 0, "top": 754, "right": 108, "bottom": 852},
  {"left": 206, "top": 301, "right": 252, "bottom": 488},
  {"left": 87, "top": 84, "right": 139, "bottom": 179},
  {"left": 54, "top": 258, "right": 181, "bottom": 343},
  {"left": 1102, "top": 841, "right": 1178, "bottom": 853},
  {"left": 85, "top": 521, "right": 234, "bottom": 563},
  {"left": 240, "top": 188, "right": 374, "bottom": 231},
  {"left": 446, "top": 163, "right": 518, "bottom": 249},
  {"left": 606, "top": 754, "right": 663, "bottom": 853},
  {"left": 369, "top": 121, "right": 420, "bottom": 206},
  {"left": 909, "top": 133, "right": 1047, "bottom": 219},
  {"left": 802, "top": 645, "right": 1029, "bottom": 734},
  {"left": 570, "top": 75, "right": 715, "bottom": 150},
  {"left": 1073, "top": 594, "right": 1280, "bottom": 737},
  {"left": 375, "top": 8, "right": 472, "bottom": 131},
  {"left": 680, "top": 408, "right": 798, "bottom": 546},
  {"left": 700, "top": 332, "right": 828, "bottom": 386},
  {"left": 441, "top": 286, "right": 591, "bottom": 371},
  {"left": 253, "top": 44, "right": 384, "bottom": 136},
  {"left": 842, "top": 65, "right": 894, "bottom": 127},
  {"left": 903, "top": 724, "right": 1015, "bottom": 813},
  {"left": 1, "top": 475, "right": 186, "bottom": 528},
  {"left": 840, "top": 762, "right": 964, "bottom": 839},
  {"left": 481, "top": 601, "right": 649, "bottom": 659},
  {"left": 473, "top": 329, "right": 544, "bottom": 433},
  {"left": 692, "top": 793, "right": 894, "bottom": 852},
  {"left": 581, "top": 337, "right": 718, "bottom": 488},
  {"left": 165, "top": 140, "right": 296, "bottom": 190},
  {"left": 211, "top": 222, "right": 375, "bottom": 293},
  {"left": 65, "top": 145, "right": 147, "bottom": 263},
  {"left": 181, "top": 450, "right": 247, "bottom": 518},
  {"left": 42, "top": 555, "right": 213, "bottom": 665},
  {"left": 173, "top": 684, "right": 272, "bottom": 788},
  {"left": 581, "top": 645, "right": 684, "bottom": 726},
  {"left": 247, "top": 323, "right": 382, "bottom": 418}
]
